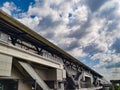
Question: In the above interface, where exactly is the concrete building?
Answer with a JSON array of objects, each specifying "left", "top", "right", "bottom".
[{"left": 0, "top": 10, "right": 108, "bottom": 90}]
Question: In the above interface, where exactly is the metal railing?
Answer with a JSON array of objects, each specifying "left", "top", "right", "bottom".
[{"left": 0, "top": 31, "right": 63, "bottom": 63}]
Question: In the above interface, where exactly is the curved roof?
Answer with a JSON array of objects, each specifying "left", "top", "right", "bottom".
[{"left": 0, "top": 10, "right": 103, "bottom": 77}]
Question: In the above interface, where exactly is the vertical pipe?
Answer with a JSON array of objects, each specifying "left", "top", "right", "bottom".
[{"left": 34, "top": 80, "right": 37, "bottom": 90}]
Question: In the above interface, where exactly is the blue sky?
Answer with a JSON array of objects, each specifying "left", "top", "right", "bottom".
[
  {"left": 1, "top": 0, "right": 120, "bottom": 81},
  {"left": 0, "top": 0, "right": 35, "bottom": 12}
]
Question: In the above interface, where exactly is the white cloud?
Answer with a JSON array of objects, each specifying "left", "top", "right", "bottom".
[
  {"left": 1, "top": 2, "right": 14, "bottom": 15},
  {"left": 18, "top": 16, "right": 41, "bottom": 29},
  {"left": 1, "top": 0, "right": 120, "bottom": 81},
  {"left": 69, "top": 47, "right": 86, "bottom": 57},
  {"left": 1, "top": 2, "right": 20, "bottom": 15}
]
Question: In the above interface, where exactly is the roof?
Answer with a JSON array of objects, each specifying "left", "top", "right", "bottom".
[
  {"left": 110, "top": 80, "right": 120, "bottom": 83},
  {"left": 0, "top": 9, "right": 103, "bottom": 77}
]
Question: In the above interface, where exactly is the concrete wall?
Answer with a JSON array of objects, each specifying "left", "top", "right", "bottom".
[
  {"left": 0, "top": 53, "right": 12, "bottom": 76},
  {"left": 35, "top": 68, "right": 56, "bottom": 81},
  {"left": 11, "top": 65, "right": 33, "bottom": 90},
  {"left": 18, "top": 80, "right": 32, "bottom": 90}
]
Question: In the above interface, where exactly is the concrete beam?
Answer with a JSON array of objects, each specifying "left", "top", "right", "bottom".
[
  {"left": 19, "top": 61, "right": 50, "bottom": 90},
  {"left": 0, "top": 41, "right": 62, "bottom": 69}
]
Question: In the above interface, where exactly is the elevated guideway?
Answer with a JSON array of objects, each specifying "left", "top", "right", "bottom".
[
  {"left": 0, "top": 40, "right": 62, "bottom": 69},
  {"left": 0, "top": 10, "right": 109, "bottom": 90}
]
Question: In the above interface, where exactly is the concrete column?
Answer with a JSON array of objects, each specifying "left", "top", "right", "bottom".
[
  {"left": 54, "top": 81, "right": 59, "bottom": 90},
  {"left": 60, "top": 83, "right": 64, "bottom": 90},
  {"left": 18, "top": 80, "right": 32, "bottom": 90},
  {"left": 54, "top": 81, "right": 65, "bottom": 90},
  {"left": 0, "top": 53, "right": 12, "bottom": 76},
  {"left": 19, "top": 61, "right": 50, "bottom": 90},
  {"left": 77, "top": 72, "right": 84, "bottom": 89}
]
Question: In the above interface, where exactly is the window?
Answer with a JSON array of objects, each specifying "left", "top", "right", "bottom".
[
  {"left": 0, "top": 32, "right": 9, "bottom": 42},
  {"left": 0, "top": 79, "right": 18, "bottom": 90}
]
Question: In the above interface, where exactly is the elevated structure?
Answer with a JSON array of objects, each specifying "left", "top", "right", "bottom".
[{"left": 0, "top": 10, "right": 108, "bottom": 90}]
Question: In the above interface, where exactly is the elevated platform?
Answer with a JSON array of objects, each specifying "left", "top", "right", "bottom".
[{"left": 0, "top": 10, "right": 109, "bottom": 90}]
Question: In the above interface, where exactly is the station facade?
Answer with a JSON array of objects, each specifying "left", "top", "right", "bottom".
[{"left": 0, "top": 10, "right": 109, "bottom": 90}]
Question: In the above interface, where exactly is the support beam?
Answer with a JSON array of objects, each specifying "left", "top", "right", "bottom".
[
  {"left": 10, "top": 33, "right": 26, "bottom": 45},
  {"left": 0, "top": 42, "right": 61, "bottom": 69},
  {"left": 10, "top": 36, "right": 18, "bottom": 45},
  {"left": 35, "top": 46, "right": 43, "bottom": 55},
  {"left": 19, "top": 61, "right": 50, "bottom": 90},
  {"left": 64, "top": 65, "right": 77, "bottom": 89}
]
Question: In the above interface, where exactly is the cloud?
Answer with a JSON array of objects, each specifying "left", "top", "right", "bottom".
[
  {"left": 67, "top": 26, "right": 88, "bottom": 39},
  {"left": 0, "top": 2, "right": 20, "bottom": 15},
  {"left": 83, "top": 43, "right": 104, "bottom": 56},
  {"left": 35, "top": 15, "right": 61, "bottom": 31},
  {"left": 106, "top": 62, "right": 120, "bottom": 69},
  {"left": 67, "top": 4, "right": 89, "bottom": 28},
  {"left": 79, "top": 0, "right": 120, "bottom": 80},
  {"left": 111, "top": 38, "right": 120, "bottom": 53},
  {"left": 18, "top": 16, "right": 41, "bottom": 29},
  {"left": 85, "top": 0, "right": 107, "bottom": 12},
  {"left": 57, "top": 38, "right": 79, "bottom": 51},
  {"left": 1, "top": 0, "right": 120, "bottom": 81}
]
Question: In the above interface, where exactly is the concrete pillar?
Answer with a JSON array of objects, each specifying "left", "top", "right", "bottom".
[
  {"left": 0, "top": 53, "right": 12, "bottom": 76},
  {"left": 57, "top": 82, "right": 64, "bottom": 90},
  {"left": 54, "top": 81, "right": 58, "bottom": 90},
  {"left": 18, "top": 80, "right": 32, "bottom": 90},
  {"left": 19, "top": 61, "right": 50, "bottom": 90},
  {"left": 60, "top": 83, "right": 64, "bottom": 90},
  {"left": 77, "top": 72, "right": 84, "bottom": 89}
]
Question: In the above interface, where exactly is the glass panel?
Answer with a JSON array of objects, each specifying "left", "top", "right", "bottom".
[
  {"left": 0, "top": 83, "right": 3, "bottom": 90},
  {"left": 0, "top": 32, "right": 9, "bottom": 42},
  {"left": 0, "top": 79, "right": 18, "bottom": 90}
]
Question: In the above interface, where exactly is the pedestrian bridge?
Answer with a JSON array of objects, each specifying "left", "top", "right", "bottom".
[{"left": 0, "top": 10, "right": 110, "bottom": 90}]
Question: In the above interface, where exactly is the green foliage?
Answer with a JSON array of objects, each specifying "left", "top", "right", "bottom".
[
  {"left": 114, "top": 84, "right": 120, "bottom": 90},
  {"left": 109, "top": 86, "right": 112, "bottom": 90},
  {"left": 109, "top": 84, "right": 120, "bottom": 90}
]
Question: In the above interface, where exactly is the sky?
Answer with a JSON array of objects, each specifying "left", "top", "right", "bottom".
[{"left": 0, "top": 0, "right": 120, "bottom": 81}]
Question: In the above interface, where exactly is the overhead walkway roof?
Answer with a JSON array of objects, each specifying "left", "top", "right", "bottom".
[{"left": 0, "top": 9, "right": 103, "bottom": 77}]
